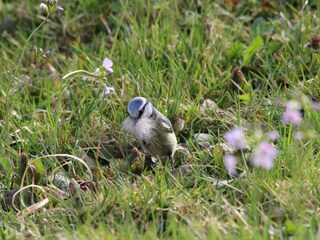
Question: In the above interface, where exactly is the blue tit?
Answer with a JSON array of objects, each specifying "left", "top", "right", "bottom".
[{"left": 122, "top": 97, "right": 177, "bottom": 168}]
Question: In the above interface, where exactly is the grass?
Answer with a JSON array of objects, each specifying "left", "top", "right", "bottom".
[{"left": 0, "top": 0, "right": 320, "bottom": 239}]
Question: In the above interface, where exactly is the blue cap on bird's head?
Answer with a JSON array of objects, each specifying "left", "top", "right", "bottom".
[{"left": 128, "top": 97, "right": 153, "bottom": 120}]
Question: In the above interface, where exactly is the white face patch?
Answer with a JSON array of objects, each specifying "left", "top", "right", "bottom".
[
  {"left": 122, "top": 117, "right": 156, "bottom": 154},
  {"left": 122, "top": 117, "right": 154, "bottom": 140}
]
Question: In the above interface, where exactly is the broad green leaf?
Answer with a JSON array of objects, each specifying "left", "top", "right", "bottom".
[
  {"left": 251, "top": 17, "right": 274, "bottom": 37},
  {"left": 0, "top": 154, "right": 11, "bottom": 174},
  {"left": 284, "top": 220, "right": 298, "bottom": 234},
  {"left": 239, "top": 94, "right": 251, "bottom": 104},
  {"left": 30, "top": 159, "right": 46, "bottom": 184},
  {"left": 226, "top": 42, "right": 244, "bottom": 61},
  {"left": 243, "top": 35, "right": 264, "bottom": 65},
  {"left": 265, "top": 40, "right": 283, "bottom": 56}
]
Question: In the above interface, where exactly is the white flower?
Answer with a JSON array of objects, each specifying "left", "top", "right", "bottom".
[
  {"left": 293, "top": 131, "right": 304, "bottom": 141},
  {"left": 224, "top": 154, "right": 238, "bottom": 177},
  {"left": 39, "top": 3, "right": 48, "bottom": 12},
  {"left": 251, "top": 142, "right": 277, "bottom": 170}
]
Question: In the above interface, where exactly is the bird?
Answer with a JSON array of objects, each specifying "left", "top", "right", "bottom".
[{"left": 122, "top": 97, "right": 177, "bottom": 168}]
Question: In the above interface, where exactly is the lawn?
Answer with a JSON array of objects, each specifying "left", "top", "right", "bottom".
[{"left": 0, "top": 0, "right": 320, "bottom": 239}]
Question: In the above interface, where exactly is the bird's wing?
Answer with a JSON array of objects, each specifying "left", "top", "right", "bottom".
[
  {"left": 160, "top": 118, "right": 174, "bottom": 133},
  {"left": 153, "top": 107, "right": 174, "bottom": 133}
]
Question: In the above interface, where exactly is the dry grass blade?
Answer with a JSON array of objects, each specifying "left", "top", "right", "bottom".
[
  {"left": 35, "top": 154, "right": 93, "bottom": 180},
  {"left": 12, "top": 184, "right": 47, "bottom": 212},
  {"left": 19, "top": 198, "right": 49, "bottom": 218}
]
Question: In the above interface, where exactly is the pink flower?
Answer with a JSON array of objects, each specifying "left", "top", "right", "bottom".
[
  {"left": 268, "top": 130, "right": 279, "bottom": 141},
  {"left": 251, "top": 142, "right": 278, "bottom": 170},
  {"left": 282, "top": 100, "right": 302, "bottom": 125},
  {"left": 101, "top": 86, "right": 114, "bottom": 97},
  {"left": 311, "top": 101, "right": 320, "bottom": 111},
  {"left": 103, "top": 57, "right": 114, "bottom": 73},
  {"left": 224, "top": 154, "right": 238, "bottom": 176},
  {"left": 282, "top": 110, "right": 302, "bottom": 125},
  {"left": 223, "top": 127, "right": 246, "bottom": 149}
]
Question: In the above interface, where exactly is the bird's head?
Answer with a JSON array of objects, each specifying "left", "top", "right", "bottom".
[{"left": 127, "top": 97, "right": 154, "bottom": 121}]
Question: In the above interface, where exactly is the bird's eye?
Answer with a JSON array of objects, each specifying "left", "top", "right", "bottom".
[
  {"left": 137, "top": 101, "right": 149, "bottom": 119},
  {"left": 138, "top": 109, "right": 144, "bottom": 118}
]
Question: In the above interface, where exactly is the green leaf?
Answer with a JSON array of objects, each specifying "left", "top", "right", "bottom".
[
  {"left": 284, "top": 219, "right": 298, "bottom": 235},
  {"left": 31, "top": 159, "right": 46, "bottom": 184},
  {"left": 239, "top": 94, "right": 251, "bottom": 104},
  {"left": 226, "top": 42, "right": 244, "bottom": 61},
  {"left": 251, "top": 17, "right": 274, "bottom": 37},
  {"left": 243, "top": 35, "right": 264, "bottom": 65},
  {"left": 265, "top": 40, "right": 283, "bottom": 56},
  {"left": 0, "top": 154, "right": 11, "bottom": 174}
]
